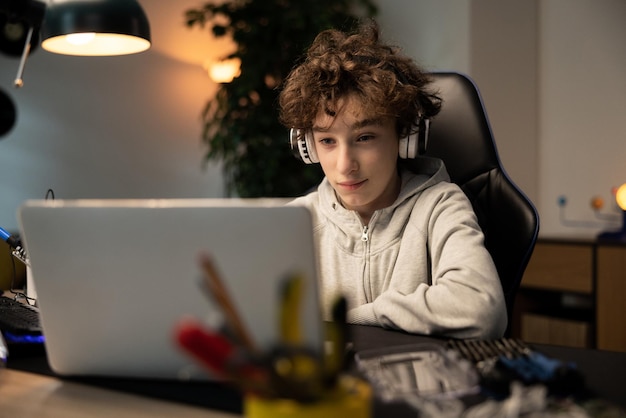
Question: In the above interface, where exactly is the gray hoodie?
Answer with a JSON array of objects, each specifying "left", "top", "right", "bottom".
[{"left": 289, "top": 157, "right": 507, "bottom": 339}]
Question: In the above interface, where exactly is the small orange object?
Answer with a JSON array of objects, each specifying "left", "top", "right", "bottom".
[{"left": 591, "top": 196, "right": 604, "bottom": 211}]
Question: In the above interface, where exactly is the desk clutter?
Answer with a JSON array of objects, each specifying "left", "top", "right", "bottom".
[
  {"left": 446, "top": 338, "right": 585, "bottom": 399},
  {"left": 168, "top": 253, "right": 625, "bottom": 418},
  {"left": 173, "top": 253, "right": 372, "bottom": 418},
  {"left": 354, "top": 337, "right": 626, "bottom": 418},
  {"left": 0, "top": 294, "right": 44, "bottom": 348}
]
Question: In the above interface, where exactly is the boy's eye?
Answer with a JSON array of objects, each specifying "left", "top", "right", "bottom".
[
  {"left": 319, "top": 137, "right": 334, "bottom": 145},
  {"left": 358, "top": 134, "right": 374, "bottom": 142}
]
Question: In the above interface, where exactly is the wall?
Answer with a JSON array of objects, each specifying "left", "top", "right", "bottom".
[
  {"left": 374, "top": 0, "right": 471, "bottom": 73},
  {"left": 1, "top": 1, "right": 625, "bottom": 239},
  {"left": 379, "top": 0, "right": 626, "bottom": 239},
  {"left": 0, "top": 0, "right": 228, "bottom": 231},
  {"left": 470, "top": 0, "right": 538, "bottom": 206},
  {"left": 377, "top": 0, "right": 537, "bottom": 207},
  {"left": 538, "top": 0, "right": 626, "bottom": 238}
]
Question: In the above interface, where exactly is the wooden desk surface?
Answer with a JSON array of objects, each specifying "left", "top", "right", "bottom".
[
  {"left": 4, "top": 325, "right": 626, "bottom": 416},
  {"left": 0, "top": 369, "right": 238, "bottom": 418}
]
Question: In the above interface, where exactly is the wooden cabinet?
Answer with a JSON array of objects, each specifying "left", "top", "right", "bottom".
[
  {"left": 521, "top": 313, "right": 591, "bottom": 348},
  {"left": 596, "top": 245, "right": 626, "bottom": 351},
  {"left": 522, "top": 242, "right": 593, "bottom": 293},
  {"left": 514, "top": 239, "right": 626, "bottom": 352}
]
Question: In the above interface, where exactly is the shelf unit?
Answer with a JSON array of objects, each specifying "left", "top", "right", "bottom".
[{"left": 512, "top": 238, "right": 626, "bottom": 352}]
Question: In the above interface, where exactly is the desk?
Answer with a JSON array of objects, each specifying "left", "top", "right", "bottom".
[
  {"left": 0, "top": 369, "right": 236, "bottom": 418},
  {"left": 3, "top": 325, "right": 626, "bottom": 416}
]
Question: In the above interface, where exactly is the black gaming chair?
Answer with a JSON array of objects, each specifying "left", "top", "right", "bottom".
[{"left": 420, "top": 72, "right": 539, "bottom": 331}]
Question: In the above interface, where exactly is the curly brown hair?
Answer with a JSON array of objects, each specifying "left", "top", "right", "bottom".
[{"left": 278, "top": 20, "right": 441, "bottom": 137}]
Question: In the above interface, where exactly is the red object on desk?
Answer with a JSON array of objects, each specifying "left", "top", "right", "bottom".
[
  {"left": 175, "top": 319, "right": 234, "bottom": 376},
  {"left": 173, "top": 319, "right": 271, "bottom": 396}
]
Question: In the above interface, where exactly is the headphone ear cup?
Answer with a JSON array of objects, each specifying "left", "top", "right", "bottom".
[
  {"left": 418, "top": 118, "right": 430, "bottom": 155},
  {"left": 398, "top": 119, "right": 420, "bottom": 159},
  {"left": 399, "top": 134, "right": 407, "bottom": 159},
  {"left": 398, "top": 132, "right": 412, "bottom": 159},
  {"left": 289, "top": 128, "right": 319, "bottom": 164}
]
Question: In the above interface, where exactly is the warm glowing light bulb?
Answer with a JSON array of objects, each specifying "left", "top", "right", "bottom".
[
  {"left": 65, "top": 33, "right": 96, "bottom": 45},
  {"left": 206, "top": 58, "right": 241, "bottom": 83},
  {"left": 615, "top": 183, "right": 626, "bottom": 211},
  {"left": 43, "top": 33, "right": 150, "bottom": 56}
]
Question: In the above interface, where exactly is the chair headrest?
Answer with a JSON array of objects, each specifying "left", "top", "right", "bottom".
[{"left": 425, "top": 72, "right": 500, "bottom": 185}]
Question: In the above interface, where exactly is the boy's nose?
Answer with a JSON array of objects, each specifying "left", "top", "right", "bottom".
[{"left": 336, "top": 144, "right": 358, "bottom": 174}]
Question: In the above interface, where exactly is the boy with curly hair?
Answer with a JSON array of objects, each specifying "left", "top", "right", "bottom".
[{"left": 280, "top": 21, "right": 506, "bottom": 339}]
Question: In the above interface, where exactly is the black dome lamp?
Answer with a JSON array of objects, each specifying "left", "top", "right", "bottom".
[
  {"left": 0, "top": 88, "right": 17, "bottom": 138},
  {"left": 0, "top": 0, "right": 151, "bottom": 87},
  {"left": 41, "top": 0, "right": 151, "bottom": 56}
]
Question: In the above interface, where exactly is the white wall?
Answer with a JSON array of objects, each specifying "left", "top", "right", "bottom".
[
  {"left": 0, "top": 0, "right": 227, "bottom": 231},
  {"left": 379, "top": 0, "right": 626, "bottom": 239},
  {"left": 1, "top": 0, "right": 625, "bottom": 239},
  {"left": 375, "top": 0, "right": 471, "bottom": 73},
  {"left": 377, "top": 0, "right": 538, "bottom": 209},
  {"left": 470, "top": 0, "right": 538, "bottom": 205},
  {"left": 538, "top": 0, "right": 626, "bottom": 238}
]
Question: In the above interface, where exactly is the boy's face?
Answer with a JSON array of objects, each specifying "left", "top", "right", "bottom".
[{"left": 312, "top": 94, "right": 401, "bottom": 223}]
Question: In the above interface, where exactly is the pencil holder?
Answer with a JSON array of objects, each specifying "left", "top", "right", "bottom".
[{"left": 244, "top": 375, "right": 372, "bottom": 418}]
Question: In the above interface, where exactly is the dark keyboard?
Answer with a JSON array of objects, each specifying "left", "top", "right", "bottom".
[{"left": 0, "top": 296, "right": 43, "bottom": 343}]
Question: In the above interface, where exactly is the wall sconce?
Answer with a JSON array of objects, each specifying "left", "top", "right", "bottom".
[
  {"left": 598, "top": 183, "right": 626, "bottom": 242},
  {"left": 205, "top": 58, "right": 241, "bottom": 84}
]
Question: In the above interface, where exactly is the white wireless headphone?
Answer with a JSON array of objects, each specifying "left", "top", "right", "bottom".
[
  {"left": 289, "top": 116, "right": 430, "bottom": 164},
  {"left": 289, "top": 128, "right": 319, "bottom": 164}
]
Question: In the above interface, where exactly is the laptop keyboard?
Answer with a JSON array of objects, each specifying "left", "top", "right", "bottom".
[{"left": 0, "top": 296, "right": 43, "bottom": 342}]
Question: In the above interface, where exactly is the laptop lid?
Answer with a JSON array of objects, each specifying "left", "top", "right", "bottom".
[{"left": 17, "top": 198, "right": 323, "bottom": 380}]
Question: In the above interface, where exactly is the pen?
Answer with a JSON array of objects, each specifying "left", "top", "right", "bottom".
[
  {"left": 198, "top": 253, "right": 258, "bottom": 354},
  {"left": 0, "top": 227, "right": 17, "bottom": 246}
]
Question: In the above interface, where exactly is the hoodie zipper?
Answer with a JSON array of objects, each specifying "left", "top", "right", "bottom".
[
  {"left": 361, "top": 225, "right": 369, "bottom": 242},
  {"left": 360, "top": 222, "right": 372, "bottom": 301}
]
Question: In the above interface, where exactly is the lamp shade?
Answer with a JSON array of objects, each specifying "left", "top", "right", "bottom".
[
  {"left": 0, "top": 88, "right": 17, "bottom": 137},
  {"left": 41, "top": 0, "right": 150, "bottom": 56}
]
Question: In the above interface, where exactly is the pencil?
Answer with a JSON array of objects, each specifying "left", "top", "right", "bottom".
[{"left": 198, "top": 253, "right": 258, "bottom": 353}]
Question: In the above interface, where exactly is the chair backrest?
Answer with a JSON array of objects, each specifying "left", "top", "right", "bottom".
[{"left": 421, "top": 72, "right": 539, "bottom": 327}]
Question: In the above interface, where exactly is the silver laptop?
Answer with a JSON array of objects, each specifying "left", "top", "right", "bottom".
[{"left": 17, "top": 198, "right": 323, "bottom": 380}]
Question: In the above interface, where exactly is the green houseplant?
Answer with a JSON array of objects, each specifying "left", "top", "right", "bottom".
[{"left": 186, "top": 0, "right": 378, "bottom": 197}]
